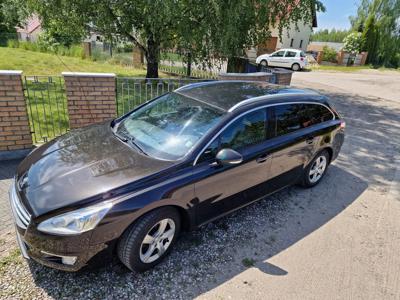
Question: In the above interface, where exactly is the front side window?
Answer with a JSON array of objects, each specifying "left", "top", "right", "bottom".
[
  {"left": 197, "top": 110, "right": 267, "bottom": 163},
  {"left": 220, "top": 110, "right": 266, "bottom": 151},
  {"left": 272, "top": 50, "right": 285, "bottom": 57},
  {"left": 115, "top": 92, "right": 225, "bottom": 160},
  {"left": 275, "top": 103, "right": 334, "bottom": 136}
]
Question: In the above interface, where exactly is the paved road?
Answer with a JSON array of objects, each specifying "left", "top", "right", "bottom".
[
  {"left": 0, "top": 70, "right": 399, "bottom": 299},
  {"left": 201, "top": 70, "right": 400, "bottom": 299},
  {"left": 292, "top": 69, "right": 400, "bottom": 103}
]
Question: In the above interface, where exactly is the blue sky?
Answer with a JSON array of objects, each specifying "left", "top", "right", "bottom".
[{"left": 317, "top": 0, "right": 360, "bottom": 30}]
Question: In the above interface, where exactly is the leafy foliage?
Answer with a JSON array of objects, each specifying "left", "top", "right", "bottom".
[
  {"left": 21, "top": 0, "right": 324, "bottom": 77},
  {"left": 311, "top": 28, "right": 350, "bottom": 43},
  {"left": 350, "top": 0, "right": 400, "bottom": 67},
  {"left": 343, "top": 32, "right": 364, "bottom": 54},
  {"left": 322, "top": 46, "right": 337, "bottom": 62}
]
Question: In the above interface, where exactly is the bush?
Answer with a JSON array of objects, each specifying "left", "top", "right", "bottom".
[
  {"left": 90, "top": 47, "right": 110, "bottom": 62},
  {"left": 5, "top": 35, "right": 84, "bottom": 59},
  {"left": 7, "top": 39, "right": 19, "bottom": 48},
  {"left": 108, "top": 53, "right": 133, "bottom": 65},
  {"left": 322, "top": 46, "right": 337, "bottom": 63},
  {"left": 343, "top": 32, "right": 363, "bottom": 54}
]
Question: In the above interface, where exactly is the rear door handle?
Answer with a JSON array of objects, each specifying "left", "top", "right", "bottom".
[
  {"left": 256, "top": 153, "right": 270, "bottom": 163},
  {"left": 306, "top": 136, "right": 314, "bottom": 144}
]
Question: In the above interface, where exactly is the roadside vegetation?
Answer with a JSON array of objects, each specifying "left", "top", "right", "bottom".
[
  {"left": 311, "top": 28, "right": 350, "bottom": 43},
  {"left": 0, "top": 47, "right": 147, "bottom": 76},
  {"left": 309, "top": 64, "right": 399, "bottom": 72}
]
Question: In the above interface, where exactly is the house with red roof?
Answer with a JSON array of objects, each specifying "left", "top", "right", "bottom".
[{"left": 16, "top": 15, "right": 42, "bottom": 42}]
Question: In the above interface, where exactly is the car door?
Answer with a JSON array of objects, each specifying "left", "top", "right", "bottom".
[
  {"left": 265, "top": 103, "right": 317, "bottom": 191},
  {"left": 268, "top": 50, "right": 286, "bottom": 67},
  {"left": 282, "top": 50, "right": 298, "bottom": 68},
  {"left": 192, "top": 108, "right": 273, "bottom": 225}
]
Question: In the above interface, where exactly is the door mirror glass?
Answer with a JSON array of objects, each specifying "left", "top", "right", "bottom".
[{"left": 215, "top": 148, "right": 243, "bottom": 165}]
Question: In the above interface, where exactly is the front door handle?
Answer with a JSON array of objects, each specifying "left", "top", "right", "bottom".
[
  {"left": 256, "top": 153, "right": 270, "bottom": 163},
  {"left": 306, "top": 136, "right": 314, "bottom": 144}
]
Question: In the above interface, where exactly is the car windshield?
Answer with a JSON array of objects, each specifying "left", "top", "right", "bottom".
[{"left": 114, "top": 92, "right": 225, "bottom": 160}]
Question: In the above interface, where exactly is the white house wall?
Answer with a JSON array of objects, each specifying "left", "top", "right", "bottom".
[{"left": 275, "top": 22, "right": 312, "bottom": 51}]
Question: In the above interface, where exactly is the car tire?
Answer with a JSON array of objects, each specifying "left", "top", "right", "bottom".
[
  {"left": 260, "top": 60, "right": 268, "bottom": 67},
  {"left": 300, "top": 150, "right": 330, "bottom": 188},
  {"left": 117, "top": 207, "right": 181, "bottom": 272},
  {"left": 291, "top": 63, "right": 300, "bottom": 71}
]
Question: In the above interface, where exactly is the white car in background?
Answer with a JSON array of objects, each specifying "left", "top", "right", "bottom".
[{"left": 256, "top": 49, "right": 308, "bottom": 71}]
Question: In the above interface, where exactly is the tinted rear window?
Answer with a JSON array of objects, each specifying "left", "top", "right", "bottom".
[{"left": 275, "top": 104, "right": 333, "bottom": 136}]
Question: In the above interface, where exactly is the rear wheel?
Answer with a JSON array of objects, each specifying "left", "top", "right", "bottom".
[
  {"left": 260, "top": 60, "right": 268, "bottom": 67},
  {"left": 117, "top": 207, "right": 181, "bottom": 272},
  {"left": 292, "top": 63, "right": 300, "bottom": 71},
  {"left": 300, "top": 150, "right": 330, "bottom": 187}
]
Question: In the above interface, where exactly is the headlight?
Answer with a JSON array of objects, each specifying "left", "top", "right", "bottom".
[{"left": 37, "top": 202, "right": 113, "bottom": 235}]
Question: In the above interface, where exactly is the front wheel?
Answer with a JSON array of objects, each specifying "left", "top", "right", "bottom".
[
  {"left": 117, "top": 207, "right": 181, "bottom": 272},
  {"left": 300, "top": 150, "right": 330, "bottom": 187},
  {"left": 260, "top": 60, "right": 268, "bottom": 67}
]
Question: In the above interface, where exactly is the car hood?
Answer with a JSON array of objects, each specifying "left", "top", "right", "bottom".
[{"left": 16, "top": 122, "right": 175, "bottom": 217}]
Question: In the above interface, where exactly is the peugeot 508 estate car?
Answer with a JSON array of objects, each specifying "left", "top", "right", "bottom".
[{"left": 9, "top": 81, "right": 345, "bottom": 272}]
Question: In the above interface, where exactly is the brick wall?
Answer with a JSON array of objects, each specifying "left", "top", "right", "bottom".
[
  {"left": 218, "top": 72, "right": 274, "bottom": 82},
  {"left": 62, "top": 72, "right": 117, "bottom": 129},
  {"left": 0, "top": 70, "right": 33, "bottom": 158}
]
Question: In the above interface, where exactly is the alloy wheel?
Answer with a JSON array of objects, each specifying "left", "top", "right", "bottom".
[
  {"left": 309, "top": 155, "right": 327, "bottom": 183},
  {"left": 139, "top": 218, "right": 176, "bottom": 263}
]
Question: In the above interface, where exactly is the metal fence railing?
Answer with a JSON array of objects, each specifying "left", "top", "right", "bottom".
[
  {"left": 23, "top": 76, "right": 69, "bottom": 144},
  {"left": 159, "top": 64, "right": 219, "bottom": 79},
  {"left": 116, "top": 78, "right": 214, "bottom": 116}
]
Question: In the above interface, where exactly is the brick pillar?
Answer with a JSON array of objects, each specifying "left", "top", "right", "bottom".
[
  {"left": 360, "top": 51, "right": 368, "bottom": 65},
  {"left": 316, "top": 51, "right": 324, "bottom": 64},
  {"left": 272, "top": 69, "right": 293, "bottom": 85},
  {"left": 62, "top": 72, "right": 117, "bottom": 129},
  {"left": 0, "top": 70, "right": 33, "bottom": 161}
]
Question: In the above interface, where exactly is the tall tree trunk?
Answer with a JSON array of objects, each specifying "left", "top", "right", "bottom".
[{"left": 145, "top": 38, "right": 159, "bottom": 78}]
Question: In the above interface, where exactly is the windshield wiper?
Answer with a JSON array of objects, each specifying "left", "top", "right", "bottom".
[
  {"left": 114, "top": 130, "right": 148, "bottom": 156},
  {"left": 126, "top": 137, "right": 148, "bottom": 156}
]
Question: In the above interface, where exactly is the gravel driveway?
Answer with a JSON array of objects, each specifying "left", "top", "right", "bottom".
[{"left": 1, "top": 70, "right": 399, "bottom": 299}]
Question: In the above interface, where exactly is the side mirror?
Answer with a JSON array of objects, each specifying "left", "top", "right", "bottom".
[{"left": 215, "top": 148, "right": 243, "bottom": 165}]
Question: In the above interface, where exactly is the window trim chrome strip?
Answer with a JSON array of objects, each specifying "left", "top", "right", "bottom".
[{"left": 193, "top": 101, "right": 335, "bottom": 166}]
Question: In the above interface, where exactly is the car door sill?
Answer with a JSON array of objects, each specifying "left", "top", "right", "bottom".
[{"left": 196, "top": 183, "right": 292, "bottom": 228}]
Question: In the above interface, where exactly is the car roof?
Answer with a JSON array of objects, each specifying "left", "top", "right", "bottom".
[
  {"left": 175, "top": 81, "right": 320, "bottom": 112},
  {"left": 275, "top": 48, "right": 302, "bottom": 52}
]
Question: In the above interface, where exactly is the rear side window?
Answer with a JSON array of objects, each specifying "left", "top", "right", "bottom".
[
  {"left": 285, "top": 51, "right": 297, "bottom": 57},
  {"left": 300, "top": 51, "right": 306, "bottom": 57},
  {"left": 220, "top": 110, "right": 266, "bottom": 151},
  {"left": 274, "top": 104, "right": 333, "bottom": 136}
]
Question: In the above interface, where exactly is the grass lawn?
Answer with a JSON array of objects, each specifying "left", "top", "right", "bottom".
[
  {"left": 0, "top": 47, "right": 148, "bottom": 76},
  {"left": 309, "top": 64, "right": 399, "bottom": 73}
]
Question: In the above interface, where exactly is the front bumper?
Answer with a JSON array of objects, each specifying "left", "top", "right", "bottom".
[{"left": 9, "top": 182, "right": 108, "bottom": 272}]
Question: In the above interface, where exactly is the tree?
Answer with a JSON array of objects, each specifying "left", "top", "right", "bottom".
[
  {"left": 311, "top": 28, "right": 350, "bottom": 43},
  {"left": 0, "top": 0, "right": 28, "bottom": 45},
  {"left": 361, "top": 14, "right": 378, "bottom": 64},
  {"left": 23, "top": 0, "right": 324, "bottom": 78},
  {"left": 343, "top": 32, "right": 363, "bottom": 54},
  {"left": 350, "top": 0, "right": 400, "bottom": 67}
]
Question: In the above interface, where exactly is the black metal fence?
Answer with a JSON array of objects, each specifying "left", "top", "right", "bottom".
[
  {"left": 116, "top": 78, "right": 213, "bottom": 116},
  {"left": 23, "top": 76, "right": 69, "bottom": 144}
]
